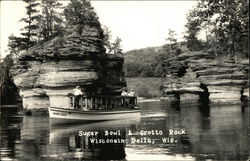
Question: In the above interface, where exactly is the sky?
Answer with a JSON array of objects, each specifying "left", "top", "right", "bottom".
[{"left": 0, "top": 0, "right": 197, "bottom": 58}]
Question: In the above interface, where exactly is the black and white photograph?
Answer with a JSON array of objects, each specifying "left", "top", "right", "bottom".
[{"left": 0, "top": 0, "right": 249, "bottom": 160}]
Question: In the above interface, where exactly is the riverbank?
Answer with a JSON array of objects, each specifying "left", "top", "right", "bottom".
[{"left": 125, "top": 77, "right": 163, "bottom": 98}]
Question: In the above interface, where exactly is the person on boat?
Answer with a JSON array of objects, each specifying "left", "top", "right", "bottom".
[
  {"left": 128, "top": 89, "right": 135, "bottom": 97},
  {"left": 73, "top": 86, "right": 82, "bottom": 96},
  {"left": 121, "top": 90, "right": 128, "bottom": 96},
  {"left": 73, "top": 86, "right": 82, "bottom": 109}
]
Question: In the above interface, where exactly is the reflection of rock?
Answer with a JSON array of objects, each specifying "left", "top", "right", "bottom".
[
  {"left": 11, "top": 21, "right": 126, "bottom": 114},
  {"left": 48, "top": 120, "right": 135, "bottom": 160},
  {"left": 20, "top": 116, "right": 50, "bottom": 159},
  {"left": 163, "top": 52, "right": 249, "bottom": 104},
  {"left": 48, "top": 131, "right": 126, "bottom": 160},
  {"left": 184, "top": 105, "right": 249, "bottom": 160}
]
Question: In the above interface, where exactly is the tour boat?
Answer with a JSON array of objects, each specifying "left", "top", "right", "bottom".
[{"left": 49, "top": 94, "right": 140, "bottom": 124}]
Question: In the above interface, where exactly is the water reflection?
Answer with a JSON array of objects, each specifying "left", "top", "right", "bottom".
[
  {"left": 0, "top": 107, "right": 22, "bottom": 160},
  {"left": 48, "top": 120, "right": 139, "bottom": 160},
  {"left": 1, "top": 101, "right": 249, "bottom": 160}
]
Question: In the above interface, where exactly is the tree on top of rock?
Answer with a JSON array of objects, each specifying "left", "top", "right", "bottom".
[
  {"left": 7, "top": 34, "right": 26, "bottom": 57},
  {"left": 102, "top": 26, "right": 123, "bottom": 55},
  {"left": 111, "top": 37, "right": 123, "bottom": 55},
  {"left": 64, "top": 0, "right": 99, "bottom": 26},
  {"left": 20, "top": 0, "right": 40, "bottom": 49},
  {"left": 38, "top": 0, "right": 64, "bottom": 41},
  {"left": 184, "top": 8, "right": 203, "bottom": 51},
  {"left": 185, "top": 0, "right": 249, "bottom": 62},
  {"left": 166, "top": 29, "right": 177, "bottom": 47},
  {"left": 163, "top": 29, "right": 179, "bottom": 53},
  {"left": 103, "top": 26, "right": 112, "bottom": 53},
  {"left": 7, "top": 0, "right": 40, "bottom": 57}
]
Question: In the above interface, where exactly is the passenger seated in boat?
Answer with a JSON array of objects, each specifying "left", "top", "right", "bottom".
[
  {"left": 121, "top": 90, "right": 128, "bottom": 96},
  {"left": 128, "top": 89, "right": 135, "bottom": 97},
  {"left": 73, "top": 86, "right": 82, "bottom": 109}
]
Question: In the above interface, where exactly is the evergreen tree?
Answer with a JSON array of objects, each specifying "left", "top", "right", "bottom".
[
  {"left": 7, "top": 34, "right": 27, "bottom": 56},
  {"left": 166, "top": 29, "right": 177, "bottom": 50},
  {"left": 64, "top": 0, "right": 99, "bottom": 26},
  {"left": 111, "top": 37, "right": 123, "bottom": 55},
  {"left": 20, "top": 0, "right": 40, "bottom": 49},
  {"left": 39, "top": 0, "right": 64, "bottom": 41},
  {"left": 103, "top": 26, "right": 112, "bottom": 53}
]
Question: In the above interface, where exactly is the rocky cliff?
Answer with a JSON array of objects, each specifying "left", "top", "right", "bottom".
[
  {"left": 11, "top": 21, "right": 126, "bottom": 115},
  {"left": 163, "top": 52, "right": 249, "bottom": 104}
]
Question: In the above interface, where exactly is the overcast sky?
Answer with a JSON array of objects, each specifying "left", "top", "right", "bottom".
[{"left": 0, "top": 1, "right": 197, "bottom": 58}]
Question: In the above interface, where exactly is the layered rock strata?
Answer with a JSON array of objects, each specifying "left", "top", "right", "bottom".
[
  {"left": 11, "top": 22, "right": 126, "bottom": 114},
  {"left": 163, "top": 51, "right": 248, "bottom": 104}
]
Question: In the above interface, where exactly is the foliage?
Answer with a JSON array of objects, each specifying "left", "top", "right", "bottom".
[
  {"left": 7, "top": 34, "right": 27, "bottom": 56},
  {"left": 165, "top": 29, "right": 177, "bottom": 51},
  {"left": 102, "top": 26, "right": 112, "bottom": 53},
  {"left": 38, "top": 0, "right": 64, "bottom": 41},
  {"left": 7, "top": 0, "right": 66, "bottom": 56},
  {"left": 64, "top": 0, "right": 99, "bottom": 26},
  {"left": 0, "top": 54, "right": 19, "bottom": 104},
  {"left": 124, "top": 47, "right": 162, "bottom": 77},
  {"left": 124, "top": 45, "right": 186, "bottom": 77},
  {"left": 184, "top": 8, "right": 204, "bottom": 51},
  {"left": 102, "top": 26, "right": 123, "bottom": 55},
  {"left": 111, "top": 37, "right": 123, "bottom": 55},
  {"left": 137, "top": 86, "right": 159, "bottom": 98},
  {"left": 20, "top": 0, "right": 40, "bottom": 49},
  {"left": 125, "top": 77, "right": 163, "bottom": 98},
  {"left": 185, "top": 0, "right": 249, "bottom": 61},
  {"left": 7, "top": 0, "right": 40, "bottom": 55}
]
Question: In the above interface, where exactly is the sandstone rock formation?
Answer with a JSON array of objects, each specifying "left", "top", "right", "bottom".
[
  {"left": 11, "top": 21, "right": 126, "bottom": 114},
  {"left": 163, "top": 51, "right": 249, "bottom": 104}
]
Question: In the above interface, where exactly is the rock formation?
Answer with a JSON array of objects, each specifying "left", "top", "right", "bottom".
[
  {"left": 11, "top": 21, "right": 126, "bottom": 115},
  {"left": 163, "top": 51, "right": 249, "bottom": 104}
]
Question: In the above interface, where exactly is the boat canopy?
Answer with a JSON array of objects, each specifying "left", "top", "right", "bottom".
[{"left": 67, "top": 93, "right": 138, "bottom": 111}]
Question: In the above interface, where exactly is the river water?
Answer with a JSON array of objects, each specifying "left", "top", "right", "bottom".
[{"left": 1, "top": 101, "right": 249, "bottom": 160}]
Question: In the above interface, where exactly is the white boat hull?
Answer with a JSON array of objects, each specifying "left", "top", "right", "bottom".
[{"left": 49, "top": 107, "right": 140, "bottom": 124}]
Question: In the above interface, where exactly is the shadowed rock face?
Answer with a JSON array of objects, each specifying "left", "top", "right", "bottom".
[
  {"left": 11, "top": 22, "right": 126, "bottom": 114},
  {"left": 163, "top": 51, "right": 249, "bottom": 104}
]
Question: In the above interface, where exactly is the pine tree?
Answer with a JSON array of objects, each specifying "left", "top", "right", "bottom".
[
  {"left": 111, "top": 37, "right": 123, "bottom": 55},
  {"left": 20, "top": 0, "right": 40, "bottom": 49},
  {"left": 7, "top": 34, "right": 26, "bottom": 56},
  {"left": 64, "top": 0, "right": 99, "bottom": 26},
  {"left": 39, "top": 0, "right": 64, "bottom": 41},
  {"left": 166, "top": 29, "right": 177, "bottom": 50},
  {"left": 103, "top": 26, "right": 112, "bottom": 53}
]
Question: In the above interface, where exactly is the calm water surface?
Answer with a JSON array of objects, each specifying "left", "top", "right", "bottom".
[{"left": 1, "top": 101, "right": 249, "bottom": 160}]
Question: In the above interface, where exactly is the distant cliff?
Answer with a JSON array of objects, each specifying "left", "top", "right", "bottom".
[{"left": 11, "top": 21, "right": 126, "bottom": 115}]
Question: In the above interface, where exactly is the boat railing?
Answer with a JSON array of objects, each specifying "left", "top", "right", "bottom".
[{"left": 67, "top": 93, "right": 138, "bottom": 111}]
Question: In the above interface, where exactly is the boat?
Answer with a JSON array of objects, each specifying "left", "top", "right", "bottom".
[{"left": 49, "top": 94, "right": 140, "bottom": 124}]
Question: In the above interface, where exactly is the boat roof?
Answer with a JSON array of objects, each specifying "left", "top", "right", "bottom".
[{"left": 67, "top": 93, "right": 136, "bottom": 98}]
